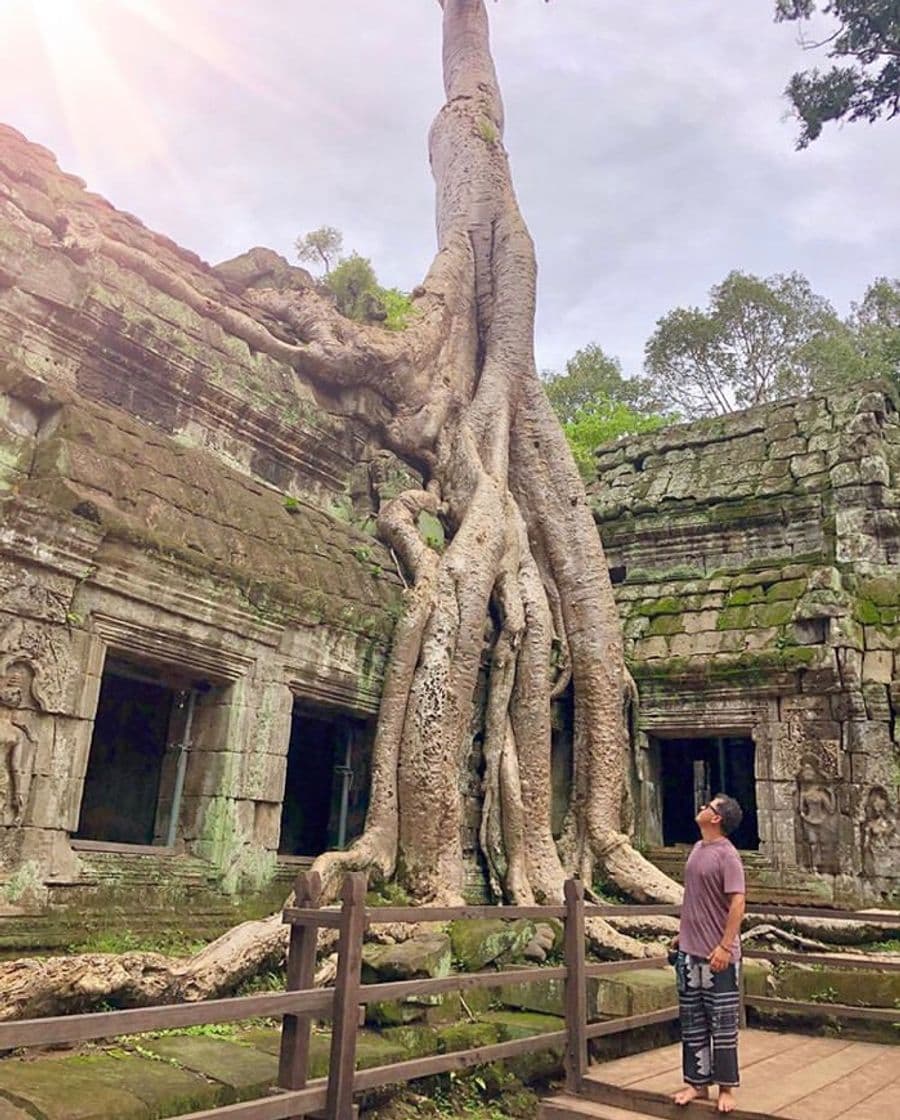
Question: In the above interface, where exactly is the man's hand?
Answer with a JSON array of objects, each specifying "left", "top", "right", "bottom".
[{"left": 708, "top": 944, "right": 730, "bottom": 973}]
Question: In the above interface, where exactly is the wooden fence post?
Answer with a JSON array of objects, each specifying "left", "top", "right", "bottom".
[
  {"left": 563, "top": 877, "right": 587, "bottom": 1094},
  {"left": 278, "top": 870, "right": 322, "bottom": 1111},
  {"left": 325, "top": 872, "right": 367, "bottom": 1120}
]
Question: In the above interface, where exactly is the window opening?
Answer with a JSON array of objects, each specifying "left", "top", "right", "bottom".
[
  {"left": 659, "top": 735, "right": 760, "bottom": 850},
  {"left": 279, "top": 704, "right": 371, "bottom": 857},
  {"left": 76, "top": 669, "right": 174, "bottom": 845},
  {"left": 76, "top": 657, "right": 210, "bottom": 847}
]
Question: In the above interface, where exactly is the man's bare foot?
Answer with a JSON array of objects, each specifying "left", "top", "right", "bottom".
[
  {"left": 717, "top": 1088, "right": 736, "bottom": 1113},
  {"left": 673, "top": 1085, "right": 710, "bottom": 1106}
]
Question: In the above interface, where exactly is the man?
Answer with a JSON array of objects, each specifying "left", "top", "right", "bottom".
[{"left": 671, "top": 793, "right": 746, "bottom": 1114}]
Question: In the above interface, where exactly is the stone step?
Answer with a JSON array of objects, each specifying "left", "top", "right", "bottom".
[{"left": 540, "top": 1092, "right": 660, "bottom": 1120}]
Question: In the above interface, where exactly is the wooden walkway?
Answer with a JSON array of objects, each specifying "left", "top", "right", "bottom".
[{"left": 541, "top": 1029, "right": 900, "bottom": 1120}]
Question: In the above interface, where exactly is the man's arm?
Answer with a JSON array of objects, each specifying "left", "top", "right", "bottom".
[{"left": 708, "top": 892, "right": 745, "bottom": 972}]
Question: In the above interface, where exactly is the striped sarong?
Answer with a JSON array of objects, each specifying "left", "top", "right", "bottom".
[{"left": 675, "top": 951, "right": 741, "bottom": 1087}]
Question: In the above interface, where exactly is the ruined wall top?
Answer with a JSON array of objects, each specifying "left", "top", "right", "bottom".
[{"left": 0, "top": 124, "right": 405, "bottom": 643}]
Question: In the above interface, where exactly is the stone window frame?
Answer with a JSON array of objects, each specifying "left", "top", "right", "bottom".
[{"left": 70, "top": 615, "right": 254, "bottom": 855}]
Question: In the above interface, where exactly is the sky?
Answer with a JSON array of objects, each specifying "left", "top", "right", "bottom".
[{"left": 0, "top": 0, "right": 897, "bottom": 378}]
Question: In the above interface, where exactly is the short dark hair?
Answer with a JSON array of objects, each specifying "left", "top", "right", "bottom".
[{"left": 711, "top": 793, "right": 743, "bottom": 836}]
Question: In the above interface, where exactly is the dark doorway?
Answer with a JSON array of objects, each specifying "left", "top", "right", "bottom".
[
  {"left": 279, "top": 705, "right": 370, "bottom": 857},
  {"left": 76, "top": 671, "right": 175, "bottom": 845},
  {"left": 659, "top": 736, "right": 759, "bottom": 851}
]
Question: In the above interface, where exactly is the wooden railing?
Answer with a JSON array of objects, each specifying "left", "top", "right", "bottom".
[{"left": 0, "top": 876, "right": 897, "bottom": 1120}]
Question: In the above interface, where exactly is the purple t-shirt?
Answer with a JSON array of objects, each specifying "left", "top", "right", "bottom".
[{"left": 679, "top": 839, "right": 745, "bottom": 961}]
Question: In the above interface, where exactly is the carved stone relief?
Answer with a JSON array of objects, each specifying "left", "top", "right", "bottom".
[
  {"left": 0, "top": 562, "right": 71, "bottom": 624},
  {"left": 795, "top": 754, "right": 840, "bottom": 874},
  {"left": 861, "top": 785, "right": 897, "bottom": 879},
  {"left": 0, "top": 616, "right": 71, "bottom": 714},
  {"left": 0, "top": 661, "right": 37, "bottom": 825}
]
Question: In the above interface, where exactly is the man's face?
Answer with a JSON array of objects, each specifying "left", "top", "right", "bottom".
[{"left": 695, "top": 799, "right": 723, "bottom": 827}]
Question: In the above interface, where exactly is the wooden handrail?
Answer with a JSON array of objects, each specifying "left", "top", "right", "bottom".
[
  {"left": 3, "top": 873, "right": 897, "bottom": 1120},
  {"left": 0, "top": 988, "right": 333, "bottom": 1050}
]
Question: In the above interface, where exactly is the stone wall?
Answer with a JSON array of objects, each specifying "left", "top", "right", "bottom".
[
  {"left": 592, "top": 384, "right": 900, "bottom": 902},
  {"left": 0, "top": 125, "right": 405, "bottom": 895}
]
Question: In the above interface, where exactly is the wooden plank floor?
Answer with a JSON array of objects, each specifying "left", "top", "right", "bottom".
[{"left": 580, "top": 1029, "right": 899, "bottom": 1119}]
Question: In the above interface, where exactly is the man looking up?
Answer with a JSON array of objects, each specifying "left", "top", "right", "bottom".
[{"left": 672, "top": 793, "right": 746, "bottom": 1114}]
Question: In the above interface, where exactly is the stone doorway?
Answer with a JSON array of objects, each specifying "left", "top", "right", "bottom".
[
  {"left": 278, "top": 704, "right": 370, "bottom": 857},
  {"left": 659, "top": 735, "right": 760, "bottom": 851},
  {"left": 76, "top": 666, "right": 175, "bottom": 845},
  {"left": 75, "top": 657, "right": 210, "bottom": 848}
]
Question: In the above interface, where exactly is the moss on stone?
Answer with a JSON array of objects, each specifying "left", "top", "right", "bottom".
[
  {"left": 449, "top": 919, "right": 536, "bottom": 971},
  {"left": 725, "top": 587, "right": 765, "bottom": 607},
  {"left": 716, "top": 605, "right": 753, "bottom": 631},
  {"left": 859, "top": 576, "right": 900, "bottom": 607},
  {"left": 647, "top": 613, "right": 684, "bottom": 637},
  {"left": 765, "top": 578, "right": 808, "bottom": 602},
  {"left": 756, "top": 601, "right": 794, "bottom": 627},
  {"left": 435, "top": 1020, "right": 503, "bottom": 1052},
  {"left": 638, "top": 596, "right": 683, "bottom": 617}
]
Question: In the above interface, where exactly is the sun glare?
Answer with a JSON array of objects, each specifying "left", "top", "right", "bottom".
[{"left": 0, "top": 0, "right": 290, "bottom": 182}]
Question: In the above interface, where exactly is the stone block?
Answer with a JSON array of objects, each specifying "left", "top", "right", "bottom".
[
  {"left": 363, "top": 932, "right": 452, "bottom": 981},
  {"left": 141, "top": 1035, "right": 277, "bottom": 1097},
  {"left": 862, "top": 650, "right": 892, "bottom": 683},
  {"left": 499, "top": 971, "right": 565, "bottom": 1016},
  {"left": 775, "top": 964, "right": 900, "bottom": 1008},
  {"left": 0, "top": 1052, "right": 215, "bottom": 1119},
  {"left": 450, "top": 919, "right": 537, "bottom": 971},
  {"left": 594, "top": 968, "right": 676, "bottom": 1017},
  {"left": 252, "top": 800, "right": 281, "bottom": 850},
  {"left": 741, "top": 959, "right": 773, "bottom": 997},
  {"left": 859, "top": 455, "right": 890, "bottom": 486},
  {"left": 770, "top": 437, "right": 806, "bottom": 460},
  {"left": 844, "top": 720, "right": 891, "bottom": 755}
]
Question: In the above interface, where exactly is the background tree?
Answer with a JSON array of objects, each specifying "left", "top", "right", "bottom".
[
  {"left": 775, "top": 1, "right": 900, "bottom": 147},
  {"left": 645, "top": 270, "right": 844, "bottom": 417},
  {"left": 295, "top": 224, "right": 343, "bottom": 274},
  {"left": 849, "top": 276, "right": 900, "bottom": 386},
  {"left": 563, "top": 398, "right": 671, "bottom": 480},
  {"left": 542, "top": 343, "right": 659, "bottom": 423}
]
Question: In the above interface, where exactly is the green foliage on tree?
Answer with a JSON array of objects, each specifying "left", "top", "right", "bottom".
[
  {"left": 775, "top": 1, "right": 900, "bottom": 147},
  {"left": 850, "top": 277, "right": 900, "bottom": 380},
  {"left": 543, "top": 343, "right": 671, "bottom": 476},
  {"left": 296, "top": 228, "right": 415, "bottom": 331},
  {"left": 324, "top": 254, "right": 414, "bottom": 331},
  {"left": 645, "top": 270, "right": 847, "bottom": 417},
  {"left": 563, "top": 397, "right": 671, "bottom": 481},
  {"left": 325, "top": 253, "right": 385, "bottom": 321},
  {"left": 295, "top": 225, "right": 343, "bottom": 274},
  {"left": 542, "top": 343, "right": 659, "bottom": 423}
]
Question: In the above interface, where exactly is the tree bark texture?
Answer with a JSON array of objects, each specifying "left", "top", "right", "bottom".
[{"left": 309, "top": 0, "right": 682, "bottom": 916}]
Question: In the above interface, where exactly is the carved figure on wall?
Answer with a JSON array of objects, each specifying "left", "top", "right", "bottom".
[
  {"left": 795, "top": 755, "right": 839, "bottom": 874},
  {"left": 861, "top": 785, "right": 896, "bottom": 878},
  {"left": 0, "top": 618, "right": 66, "bottom": 714},
  {"left": 0, "top": 661, "right": 37, "bottom": 825}
]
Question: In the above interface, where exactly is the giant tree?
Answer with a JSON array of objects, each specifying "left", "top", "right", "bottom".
[{"left": 0, "top": 0, "right": 679, "bottom": 1021}]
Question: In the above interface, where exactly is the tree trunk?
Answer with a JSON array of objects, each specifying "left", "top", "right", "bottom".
[{"left": 0, "top": 0, "right": 682, "bottom": 1021}]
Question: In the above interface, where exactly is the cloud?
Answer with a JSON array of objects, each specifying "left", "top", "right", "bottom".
[{"left": 0, "top": 0, "right": 896, "bottom": 377}]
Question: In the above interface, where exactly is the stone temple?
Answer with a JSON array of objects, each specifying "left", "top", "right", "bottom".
[{"left": 0, "top": 124, "right": 897, "bottom": 916}]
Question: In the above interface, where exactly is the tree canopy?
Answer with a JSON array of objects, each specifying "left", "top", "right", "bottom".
[
  {"left": 775, "top": 1, "right": 900, "bottom": 147},
  {"left": 295, "top": 225, "right": 343, "bottom": 273},
  {"left": 645, "top": 270, "right": 844, "bottom": 417},
  {"left": 542, "top": 343, "right": 659, "bottom": 423}
]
